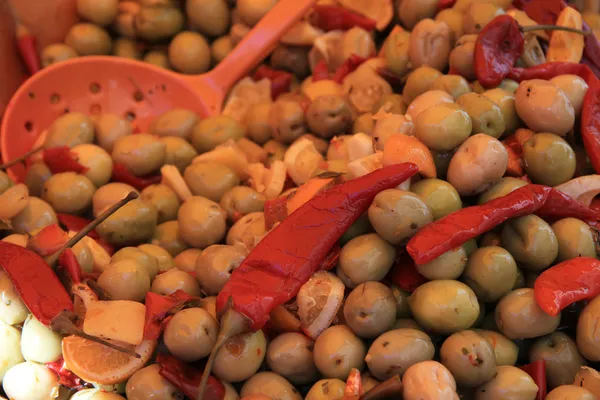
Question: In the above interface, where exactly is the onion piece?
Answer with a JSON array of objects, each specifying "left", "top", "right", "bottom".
[
  {"left": 297, "top": 271, "right": 345, "bottom": 339},
  {"left": 347, "top": 133, "right": 374, "bottom": 162},
  {"left": 347, "top": 152, "right": 383, "bottom": 179},
  {"left": 281, "top": 21, "right": 325, "bottom": 46},
  {"left": 161, "top": 165, "right": 192, "bottom": 203},
  {"left": 554, "top": 175, "right": 600, "bottom": 206},
  {"left": 222, "top": 77, "right": 272, "bottom": 123},
  {"left": 192, "top": 141, "right": 250, "bottom": 180},
  {"left": 284, "top": 138, "right": 324, "bottom": 186}
]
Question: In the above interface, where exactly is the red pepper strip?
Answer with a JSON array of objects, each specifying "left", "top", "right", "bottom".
[
  {"left": 508, "top": 62, "right": 599, "bottom": 85},
  {"left": 111, "top": 162, "right": 161, "bottom": 191},
  {"left": 58, "top": 248, "right": 82, "bottom": 284},
  {"left": 253, "top": 65, "right": 293, "bottom": 100},
  {"left": 43, "top": 146, "right": 89, "bottom": 175},
  {"left": 45, "top": 357, "right": 83, "bottom": 389},
  {"left": 503, "top": 144, "right": 524, "bottom": 177},
  {"left": 438, "top": 0, "right": 456, "bottom": 10},
  {"left": 535, "top": 188, "right": 598, "bottom": 220},
  {"left": 343, "top": 369, "right": 363, "bottom": 400},
  {"left": 217, "top": 163, "right": 418, "bottom": 330},
  {"left": 474, "top": 15, "right": 525, "bottom": 88},
  {"left": 582, "top": 84, "right": 600, "bottom": 174},
  {"left": 17, "top": 34, "right": 41, "bottom": 75},
  {"left": 264, "top": 197, "right": 288, "bottom": 231},
  {"left": 389, "top": 251, "right": 428, "bottom": 292},
  {"left": 143, "top": 290, "right": 199, "bottom": 340},
  {"left": 513, "top": 0, "right": 564, "bottom": 26},
  {"left": 534, "top": 257, "right": 600, "bottom": 317},
  {"left": 590, "top": 197, "right": 600, "bottom": 213},
  {"left": 520, "top": 360, "right": 547, "bottom": 400},
  {"left": 310, "top": 5, "right": 377, "bottom": 32},
  {"left": 312, "top": 60, "right": 330, "bottom": 82},
  {"left": 320, "top": 243, "right": 341, "bottom": 271},
  {"left": 156, "top": 353, "right": 225, "bottom": 400},
  {"left": 57, "top": 214, "right": 100, "bottom": 239},
  {"left": 0, "top": 242, "right": 74, "bottom": 325},
  {"left": 28, "top": 224, "right": 69, "bottom": 256},
  {"left": 582, "top": 21, "right": 600, "bottom": 78},
  {"left": 332, "top": 54, "right": 369, "bottom": 83}
]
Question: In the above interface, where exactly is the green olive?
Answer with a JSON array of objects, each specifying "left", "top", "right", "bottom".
[
  {"left": 340, "top": 213, "right": 372, "bottom": 245},
  {"left": 343, "top": 282, "right": 397, "bottom": 338},
  {"left": 245, "top": 103, "right": 274, "bottom": 145},
  {"left": 523, "top": 133, "right": 576, "bottom": 186},
  {"left": 368, "top": 189, "right": 433, "bottom": 245},
  {"left": 173, "top": 248, "right": 202, "bottom": 273},
  {"left": 410, "top": 179, "right": 462, "bottom": 220},
  {"left": 313, "top": 325, "right": 365, "bottom": 380},
  {"left": 96, "top": 199, "right": 158, "bottom": 246},
  {"left": 430, "top": 75, "right": 472, "bottom": 100},
  {"left": 375, "top": 94, "right": 407, "bottom": 115},
  {"left": 397, "top": 0, "right": 438, "bottom": 30},
  {"left": 191, "top": 115, "right": 245, "bottom": 153},
  {"left": 409, "top": 280, "right": 480, "bottom": 335},
  {"left": 112, "top": 247, "right": 159, "bottom": 279},
  {"left": 501, "top": 215, "right": 558, "bottom": 271},
  {"left": 169, "top": 31, "right": 211, "bottom": 74},
  {"left": 474, "top": 365, "right": 539, "bottom": 400},
  {"left": 270, "top": 45, "right": 310, "bottom": 79},
  {"left": 159, "top": 136, "right": 198, "bottom": 172},
  {"left": 456, "top": 93, "right": 506, "bottom": 139},
  {"left": 11, "top": 197, "right": 57, "bottom": 235},
  {"left": 477, "top": 177, "right": 528, "bottom": 204},
  {"left": 463, "top": 238, "right": 478, "bottom": 256},
  {"left": 76, "top": 0, "right": 119, "bottom": 26},
  {"left": 483, "top": 88, "right": 520, "bottom": 136},
  {"left": 64, "top": 23, "right": 112, "bottom": 55},
  {"left": 150, "top": 109, "right": 199, "bottom": 140},
  {"left": 266, "top": 332, "right": 318, "bottom": 385},
  {"left": 211, "top": 36, "right": 233, "bottom": 65},
  {"left": 435, "top": 9, "right": 464, "bottom": 44},
  {"left": 475, "top": 329, "right": 519, "bottom": 366},
  {"left": 577, "top": 296, "right": 600, "bottom": 361},
  {"left": 24, "top": 163, "right": 51, "bottom": 198},
  {"left": 213, "top": 330, "right": 267, "bottom": 382},
  {"left": 365, "top": 328, "right": 435, "bottom": 380},
  {"left": 178, "top": 196, "right": 227, "bottom": 248},
  {"left": 551, "top": 218, "right": 597, "bottom": 262},
  {"left": 139, "top": 182, "right": 180, "bottom": 223},
  {"left": 495, "top": 288, "right": 561, "bottom": 339},
  {"left": 139, "top": 243, "right": 174, "bottom": 272},
  {"left": 112, "top": 134, "right": 166, "bottom": 176},
  {"left": 440, "top": 330, "right": 497, "bottom": 387},
  {"left": 326, "top": 135, "right": 351, "bottom": 162},
  {"left": 240, "top": 372, "right": 301, "bottom": 400},
  {"left": 403, "top": 66, "right": 443, "bottom": 104},
  {"left": 219, "top": 186, "right": 266, "bottom": 223},
  {"left": 45, "top": 112, "right": 95, "bottom": 149},
  {"left": 306, "top": 95, "right": 352, "bottom": 139},
  {"left": 41, "top": 44, "right": 78, "bottom": 68},
  {"left": 530, "top": 332, "right": 586, "bottom": 389},
  {"left": 416, "top": 246, "right": 467, "bottom": 280},
  {"left": 382, "top": 27, "right": 411, "bottom": 76},
  {"left": 353, "top": 113, "right": 375, "bottom": 136},
  {"left": 269, "top": 99, "right": 307, "bottom": 144},
  {"left": 415, "top": 103, "right": 472, "bottom": 151},
  {"left": 550, "top": 75, "right": 589, "bottom": 117},
  {"left": 226, "top": 212, "right": 265, "bottom": 249},
  {"left": 92, "top": 182, "right": 138, "bottom": 217},
  {"left": 391, "top": 285, "right": 411, "bottom": 318},
  {"left": 143, "top": 50, "right": 171, "bottom": 69},
  {"left": 134, "top": 5, "right": 184, "bottom": 42},
  {"left": 449, "top": 34, "right": 477, "bottom": 81},
  {"left": 151, "top": 268, "right": 201, "bottom": 297},
  {"left": 463, "top": 3, "right": 504, "bottom": 34},
  {"left": 480, "top": 232, "right": 502, "bottom": 247},
  {"left": 112, "top": 38, "right": 141, "bottom": 59},
  {"left": 462, "top": 246, "right": 518, "bottom": 303},
  {"left": 163, "top": 307, "right": 217, "bottom": 363},
  {"left": 71, "top": 144, "right": 113, "bottom": 187},
  {"left": 195, "top": 244, "right": 247, "bottom": 295},
  {"left": 546, "top": 385, "right": 596, "bottom": 400},
  {"left": 184, "top": 162, "right": 240, "bottom": 202},
  {"left": 151, "top": 221, "right": 188, "bottom": 257},
  {"left": 125, "top": 364, "right": 179, "bottom": 400},
  {"left": 97, "top": 259, "right": 150, "bottom": 302},
  {"left": 186, "top": 0, "right": 229, "bottom": 37},
  {"left": 337, "top": 233, "right": 396, "bottom": 288},
  {"left": 93, "top": 113, "right": 132, "bottom": 152}
]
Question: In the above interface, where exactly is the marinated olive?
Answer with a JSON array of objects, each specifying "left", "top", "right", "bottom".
[
  {"left": 220, "top": 186, "right": 266, "bottom": 223},
  {"left": 456, "top": 92, "right": 505, "bottom": 139},
  {"left": 551, "top": 218, "right": 597, "bottom": 262},
  {"left": 501, "top": 215, "right": 558, "bottom": 271},
  {"left": 449, "top": 34, "right": 478, "bottom": 81},
  {"left": 96, "top": 199, "right": 158, "bottom": 246},
  {"left": 93, "top": 113, "right": 132, "bottom": 152},
  {"left": 151, "top": 221, "right": 188, "bottom": 257},
  {"left": 97, "top": 259, "right": 151, "bottom": 302},
  {"left": 577, "top": 296, "right": 600, "bottom": 361},
  {"left": 474, "top": 365, "right": 538, "bottom": 400},
  {"left": 343, "top": 282, "right": 396, "bottom": 338},
  {"left": 410, "top": 178, "right": 462, "bottom": 220},
  {"left": 112, "top": 134, "right": 166, "bottom": 176},
  {"left": 241, "top": 372, "right": 301, "bottom": 400},
  {"left": 415, "top": 103, "right": 472, "bottom": 152},
  {"left": 173, "top": 248, "right": 202, "bottom": 273},
  {"left": 45, "top": 112, "right": 95, "bottom": 149},
  {"left": 64, "top": 23, "right": 112, "bottom": 55},
  {"left": 462, "top": 246, "right": 518, "bottom": 303},
  {"left": 306, "top": 95, "right": 352, "bottom": 139},
  {"left": 177, "top": 196, "right": 227, "bottom": 248},
  {"left": 245, "top": 103, "right": 274, "bottom": 145},
  {"left": 546, "top": 385, "right": 596, "bottom": 400},
  {"left": 522, "top": 133, "right": 576, "bottom": 186},
  {"left": 409, "top": 19, "right": 452, "bottom": 71},
  {"left": 12, "top": 197, "right": 58, "bottom": 235},
  {"left": 184, "top": 162, "right": 240, "bottom": 202},
  {"left": 550, "top": 74, "right": 589, "bottom": 117},
  {"left": 475, "top": 329, "right": 519, "bottom": 366},
  {"left": 125, "top": 364, "right": 181, "bottom": 400},
  {"left": 313, "top": 325, "right": 365, "bottom": 380},
  {"left": 402, "top": 361, "right": 458, "bottom": 400},
  {"left": 305, "top": 379, "right": 346, "bottom": 400},
  {"left": 477, "top": 177, "right": 528, "bottom": 204},
  {"left": 41, "top": 44, "right": 78, "bottom": 68},
  {"left": 482, "top": 88, "right": 520, "bottom": 135},
  {"left": 134, "top": 5, "right": 184, "bottom": 42},
  {"left": 42, "top": 172, "right": 95, "bottom": 214},
  {"left": 266, "top": 332, "right": 318, "bottom": 385},
  {"left": 169, "top": 31, "right": 211, "bottom": 74},
  {"left": 269, "top": 99, "right": 307, "bottom": 144},
  {"left": 226, "top": 212, "right": 266, "bottom": 249},
  {"left": 416, "top": 246, "right": 467, "bottom": 280},
  {"left": 195, "top": 244, "right": 247, "bottom": 295},
  {"left": 140, "top": 184, "right": 181, "bottom": 224},
  {"left": 111, "top": 247, "right": 159, "bottom": 279},
  {"left": 149, "top": 109, "right": 199, "bottom": 140},
  {"left": 71, "top": 144, "right": 113, "bottom": 187},
  {"left": 192, "top": 115, "right": 245, "bottom": 153},
  {"left": 337, "top": 233, "right": 396, "bottom": 287},
  {"left": 186, "top": 0, "right": 230, "bottom": 36},
  {"left": 430, "top": 75, "right": 472, "bottom": 99},
  {"left": 530, "top": 332, "right": 586, "bottom": 389},
  {"left": 213, "top": 330, "right": 267, "bottom": 382},
  {"left": 440, "top": 330, "right": 496, "bottom": 387},
  {"left": 163, "top": 308, "right": 218, "bottom": 362},
  {"left": 403, "top": 66, "right": 443, "bottom": 104}
]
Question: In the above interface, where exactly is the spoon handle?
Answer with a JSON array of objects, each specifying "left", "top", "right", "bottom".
[{"left": 205, "top": 0, "right": 316, "bottom": 92}]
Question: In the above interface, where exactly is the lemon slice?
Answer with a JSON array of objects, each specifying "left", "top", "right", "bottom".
[{"left": 297, "top": 271, "right": 345, "bottom": 339}]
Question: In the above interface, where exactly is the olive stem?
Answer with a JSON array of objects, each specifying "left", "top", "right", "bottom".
[
  {"left": 45, "top": 191, "right": 139, "bottom": 268},
  {"left": 196, "top": 302, "right": 249, "bottom": 400},
  {"left": 359, "top": 375, "right": 402, "bottom": 400},
  {"left": 0, "top": 146, "right": 43, "bottom": 169},
  {"left": 521, "top": 24, "right": 591, "bottom": 35}
]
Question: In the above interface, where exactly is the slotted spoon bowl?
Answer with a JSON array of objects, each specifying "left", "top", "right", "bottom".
[{"left": 1, "top": 0, "right": 316, "bottom": 182}]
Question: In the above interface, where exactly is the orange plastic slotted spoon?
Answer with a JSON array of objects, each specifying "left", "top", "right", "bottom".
[{"left": 1, "top": 0, "right": 316, "bottom": 182}]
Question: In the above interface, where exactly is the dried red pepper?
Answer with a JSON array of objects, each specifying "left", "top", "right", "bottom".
[
  {"left": 16, "top": 25, "right": 41, "bottom": 75},
  {"left": 310, "top": 5, "right": 377, "bottom": 32},
  {"left": 43, "top": 146, "right": 89, "bottom": 175},
  {"left": 45, "top": 357, "right": 84, "bottom": 389},
  {"left": 253, "top": 65, "right": 293, "bottom": 100},
  {"left": 264, "top": 196, "right": 288, "bottom": 230},
  {"left": 28, "top": 224, "right": 69, "bottom": 256},
  {"left": 581, "top": 84, "right": 600, "bottom": 175},
  {"left": 534, "top": 257, "right": 600, "bottom": 317},
  {"left": 111, "top": 162, "right": 161, "bottom": 191},
  {"left": 58, "top": 248, "right": 83, "bottom": 284},
  {"left": 312, "top": 60, "right": 330, "bottom": 82},
  {"left": 320, "top": 243, "right": 341, "bottom": 271},
  {"left": 520, "top": 360, "right": 547, "bottom": 400},
  {"left": 143, "top": 290, "right": 201, "bottom": 340},
  {"left": 332, "top": 54, "right": 369, "bottom": 83},
  {"left": 508, "top": 61, "right": 598, "bottom": 84},
  {"left": 389, "top": 251, "right": 428, "bottom": 292},
  {"left": 156, "top": 353, "right": 225, "bottom": 400},
  {"left": 438, "top": 0, "right": 456, "bottom": 10},
  {"left": 57, "top": 214, "right": 100, "bottom": 239}
]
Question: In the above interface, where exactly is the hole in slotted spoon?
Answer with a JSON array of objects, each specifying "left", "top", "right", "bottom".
[
  {"left": 64, "top": 108, "right": 70, "bottom": 114},
  {"left": 89, "top": 82, "right": 101, "bottom": 94},
  {"left": 90, "top": 104, "right": 102, "bottom": 115},
  {"left": 133, "top": 90, "right": 144, "bottom": 102},
  {"left": 28, "top": 92, "right": 35, "bottom": 99},
  {"left": 125, "top": 111, "right": 136, "bottom": 121},
  {"left": 24, "top": 121, "right": 33, "bottom": 132},
  {"left": 50, "top": 93, "right": 61, "bottom": 104}
]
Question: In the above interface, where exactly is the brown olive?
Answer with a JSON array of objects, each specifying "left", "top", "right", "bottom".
[
  {"left": 530, "top": 332, "right": 586, "bottom": 389},
  {"left": 306, "top": 95, "right": 353, "bottom": 139},
  {"left": 269, "top": 99, "right": 307, "bottom": 144},
  {"left": 313, "top": 325, "right": 366, "bottom": 380},
  {"left": 266, "top": 332, "right": 318, "bottom": 385},
  {"left": 343, "top": 282, "right": 397, "bottom": 338},
  {"left": 271, "top": 45, "right": 311, "bottom": 79}
]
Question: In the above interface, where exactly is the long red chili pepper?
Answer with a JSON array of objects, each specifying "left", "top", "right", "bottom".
[
  {"left": 45, "top": 357, "right": 84, "bottom": 389},
  {"left": 57, "top": 214, "right": 100, "bottom": 239},
  {"left": 58, "top": 248, "right": 82, "bottom": 284},
  {"left": 388, "top": 251, "right": 428, "bottom": 292},
  {"left": 111, "top": 162, "right": 161, "bottom": 191},
  {"left": 534, "top": 257, "right": 600, "bottom": 317},
  {"left": 28, "top": 224, "right": 70, "bottom": 256},
  {"left": 0, "top": 242, "right": 74, "bottom": 325},
  {"left": 407, "top": 185, "right": 598, "bottom": 264},
  {"left": 264, "top": 196, "right": 288, "bottom": 230},
  {"left": 310, "top": 5, "right": 377, "bottom": 32},
  {"left": 508, "top": 62, "right": 599, "bottom": 84},
  {"left": 43, "top": 146, "right": 89, "bottom": 174},
  {"left": 312, "top": 60, "right": 330, "bottom": 82},
  {"left": 332, "top": 54, "right": 369, "bottom": 83},
  {"left": 217, "top": 162, "right": 418, "bottom": 330},
  {"left": 253, "top": 65, "right": 293, "bottom": 100},
  {"left": 438, "top": 0, "right": 456, "bottom": 10},
  {"left": 156, "top": 353, "right": 225, "bottom": 400},
  {"left": 582, "top": 84, "right": 600, "bottom": 174},
  {"left": 16, "top": 26, "right": 41, "bottom": 75},
  {"left": 143, "top": 291, "right": 200, "bottom": 340},
  {"left": 520, "top": 360, "right": 547, "bottom": 400},
  {"left": 320, "top": 243, "right": 341, "bottom": 271}
]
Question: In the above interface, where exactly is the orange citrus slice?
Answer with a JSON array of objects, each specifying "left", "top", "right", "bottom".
[
  {"left": 297, "top": 271, "right": 345, "bottom": 339},
  {"left": 62, "top": 336, "right": 156, "bottom": 385}
]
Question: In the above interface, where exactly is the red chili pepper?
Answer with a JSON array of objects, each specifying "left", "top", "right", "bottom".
[
  {"left": 58, "top": 248, "right": 82, "bottom": 284},
  {"left": 332, "top": 54, "right": 369, "bottom": 83},
  {"left": 320, "top": 243, "right": 341, "bottom": 271},
  {"left": 16, "top": 33, "right": 41, "bottom": 75},
  {"left": 282, "top": 173, "right": 296, "bottom": 192},
  {"left": 57, "top": 214, "right": 100, "bottom": 239},
  {"left": 534, "top": 257, "right": 600, "bottom": 317},
  {"left": 343, "top": 369, "right": 363, "bottom": 400},
  {"left": 264, "top": 196, "right": 288, "bottom": 230},
  {"left": 591, "top": 197, "right": 600, "bottom": 213},
  {"left": 582, "top": 21, "right": 600, "bottom": 78},
  {"left": 520, "top": 175, "right": 533, "bottom": 184},
  {"left": 520, "top": 360, "right": 547, "bottom": 400},
  {"left": 508, "top": 62, "right": 599, "bottom": 85},
  {"left": 28, "top": 224, "right": 69, "bottom": 256},
  {"left": 310, "top": 5, "right": 377, "bottom": 32},
  {"left": 217, "top": 163, "right": 418, "bottom": 330},
  {"left": 503, "top": 143, "right": 524, "bottom": 177},
  {"left": 156, "top": 353, "right": 225, "bottom": 400},
  {"left": 0, "top": 242, "right": 74, "bottom": 325},
  {"left": 438, "top": 0, "right": 456, "bottom": 10},
  {"left": 312, "top": 60, "right": 330, "bottom": 82},
  {"left": 43, "top": 146, "right": 89, "bottom": 175},
  {"left": 253, "top": 65, "right": 293, "bottom": 100},
  {"left": 475, "top": 15, "right": 525, "bottom": 88},
  {"left": 582, "top": 84, "right": 600, "bottom": 175},
  {"left": 111, "top": 162, "right": 161, "bottom": 191},
  {"left": 143, "top": 290, "right": 200, "bottom": 340},
  {"left": 45, "top": 357, "right": 84, "bottom": 389},
  {"left": 407, "top": 185, "right": 598, "bottom": 264},
  {"left": 389, "top": 251, "right": 428, "bottom": 292}
]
